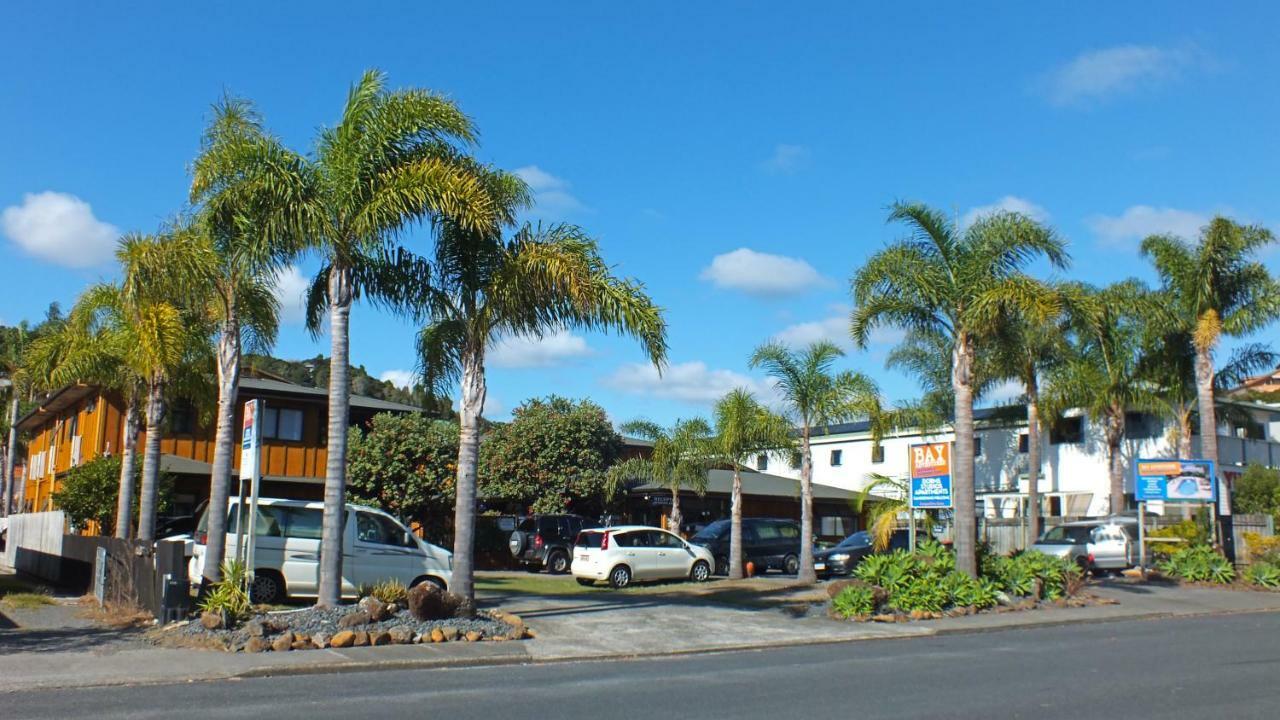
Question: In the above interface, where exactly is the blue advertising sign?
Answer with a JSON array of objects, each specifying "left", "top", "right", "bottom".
[
  {"left": 909, "top": 442, "right": 953, "bottom": 509},
  {"left": 1134, "top": 459, "right": 1217, "bottom": 502}
]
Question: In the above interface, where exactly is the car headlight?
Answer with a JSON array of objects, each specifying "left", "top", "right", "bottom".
[{"left": 829, "top": 553, "right": 850, "bottom": 562}]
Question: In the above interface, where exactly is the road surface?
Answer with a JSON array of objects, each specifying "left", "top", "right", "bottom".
[{"left": 8, "top": 612, "right": 1280, "bottom": 719}]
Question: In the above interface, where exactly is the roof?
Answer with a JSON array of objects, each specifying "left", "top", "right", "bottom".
[
  {"left": 804, "top": 406, "right": 1020, "bottom": 440},
  {"left": 629, "top": 468, "right": 873, "bottom": 502},
  {"left": 15, "top": 384, "right": 98, "bottom": 432},
  {"left": 238, "top": 377, "right": 422, "bottom": 413}
]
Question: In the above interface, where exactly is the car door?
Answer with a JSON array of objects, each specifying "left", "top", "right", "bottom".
[
  {"left": 614, "top": 530, "right": 659, "bottom": 579},
  {"left": 277, "top": 506, "right": 323, "bottom": 596},
  {"left": 351, "top": 510, "right": 423, "bottom": 588},
  {"left": 752, "top": 521, "right": 782, "bottom": 569},
  {"left": 650, "top": 530, "right": 695, "bottom": 579},
  {"left": 1089, "top": 525, "right": 1128, "bottom": 569}
]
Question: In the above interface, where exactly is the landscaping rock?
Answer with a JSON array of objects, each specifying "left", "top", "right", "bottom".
[
  {"left": 407, "top": 583, "right": 463, "bottom": 621},
  {"left": 359, "top": 596, "right": 392, "bottom": 622},
  {"left": 442, "top": 626, "right": 460, "bottom": 641},
  {"left": 388, "top": 626, "right": 414, "bottom": 644},
  {"left": 465, "top": 630, "right": 484, "bottom": 642},
  {"left": 245, "top": 636, "right": 270, "bottom": 653},
  {"left": 386, "top": 603, "right": 400, "bottom": 615},
  {"left": 871, "top": 614, "right": 897, "bottom": 623},
  {"left": 312, "top": 632, "right": 331, "bottom": 649},
  {"left": 200, "top": 611, "right": 225, "bottom": 631},
  {"left": 330, "top": 630, "right": 356, "bottom": 648},
  {"left": 337, "top": 611, "right": 373, "bottom": 629},
  {"left": 271, "top": 632, "right": 294, "bottom": 652},
  {"left": 369, "top": 630, "right": 392, "bottom": 646},
  {"left": 430, "top": 628, "right": 445, "bottom": 643},
  {"left": 353, "top": 630, "right": 369, "bottom": 646}
]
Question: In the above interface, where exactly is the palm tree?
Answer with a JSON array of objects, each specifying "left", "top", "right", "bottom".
[
  {"left": 285, "top": 70, "right": 500, "bottom": 608},
  {"left": 0, "top": 324, "right": 28, "bottom": 516},
  {"left": 185, "top": 96, "right": 306, "bottom": 583},
  {"left": 611, "top": 418, "right": 716, "bottom": 538},
  {"left": 851, "top": 203, "right": 1067, "bottom": 576},
  {"left": 413, "top": 170, "right": 667, "bottom": 606},
  {"left": 1046, "top": 281, "right": 1156, "bottom": 514},
  {"left": 748, "top": 340, "right": 876, "bottom": 584},
  {"left": 711, "top": 388, "right": 793, "bottom": 578},
  {"left": 857, "top": 474, "right": 925, "bottom": 550},
  {"left": 1141, "top": 218, "right": 1280, "bottom": 489}
]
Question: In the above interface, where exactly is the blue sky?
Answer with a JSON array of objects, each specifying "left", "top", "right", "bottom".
[{"left": 3, "top": 2, "right": 1278, "bottom": 424}]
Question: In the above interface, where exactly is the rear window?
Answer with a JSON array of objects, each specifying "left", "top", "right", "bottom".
[
  {"left": 225, "top": 504, "right": 327, "bottom": 539},
  {"left": 1039, "top": 526, "right": 1093, "bottom": 544},
  {"left": 517, "top": 518, "right": 537, "bottom": 533},
  {"left": 576, "top": 531, "right": 605, "bottom": 548},
  {"left": 690, "top": 520, "right": 728, "bottom": 544}
]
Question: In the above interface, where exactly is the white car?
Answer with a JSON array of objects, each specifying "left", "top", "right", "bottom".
[
  {"left": 572, "top": 525, "right": 715, "bottom": 589},
  {"left": 190, "top": 497, "right": 452, "bottom": 603}
]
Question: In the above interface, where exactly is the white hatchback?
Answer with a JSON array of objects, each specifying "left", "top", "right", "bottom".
[{"left": 572, "top": 525, "right": 715, "bottom": 589}]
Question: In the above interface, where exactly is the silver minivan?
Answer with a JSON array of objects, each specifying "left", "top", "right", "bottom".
[
  {"left": 190, "top": 498, "right": 452, "bottom": 603},
  {"left": 1031, "top": 518, "right": 1138, "bottom": 575}
]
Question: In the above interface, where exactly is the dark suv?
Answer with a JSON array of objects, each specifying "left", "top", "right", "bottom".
[
  {"left": 689, "top": 518, "right": 803, "bottom": 575},
  {"left": 508, "top": 514, "right": 599, "bottom": 573}
]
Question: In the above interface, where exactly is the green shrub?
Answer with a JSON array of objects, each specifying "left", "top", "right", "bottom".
[
  {"left": 1243, "top": 562, "right": 1280, "bottom": 589},
  {"left": 1159, "top": 545, "right": 1236, "bottom": 584},
  {"left": 198, "top": 560, "right": 251, "bottom": 622},
  {"left": 830, "top": 584, "right": 878, "bottom": 618},
  {"left": 366, "top": 578, "right": 408, "bottom": 605},
  {"left": 940, "top": 572, "right": 1000, "bottom": 609},
  {"left": 1148, "top": 520, "right": 1210, "bottom": 559}
]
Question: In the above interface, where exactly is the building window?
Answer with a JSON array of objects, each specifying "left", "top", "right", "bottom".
[
  {"left": 1051, "top": 416, "right": 1084, "bottom": 444},
  {"left": 820, "top": 516, "right": 853, "bottom": 537},
  {"left": 1125, "top": 412, "right": 1158, "bottom": 440},
  {"left": 262, "top": 407, "right": 305, "bottom": 442},
  {"left": 755, "top": 453, "right": 768, "bottom": 472},
  {"left": 1018, "top": 434, "right": 1029, "bottom": 454},
  {"left": 830, "top": 449, "right": 843, "bottom": 466},
  {"left": 871, "top": 445, "right": 885, "bottom": 464},
  {"left": 973, "top": 437, "right": 983, "bottom": 457},
  {"left": 789, "top": 454, "right": 800, "bottom": 470},
  {"left": 170, "top": 402, "right": 196, "bottom": 435}
]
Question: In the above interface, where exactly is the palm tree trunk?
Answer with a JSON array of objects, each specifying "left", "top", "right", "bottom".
[
  {"left": 113, "top": 391, "right": 141, "bottom": 539},
  {"left": 1106, "top": 407, "right": 1125, "bottom": 514},
  {"left": 729, "top": 465, "right": 744, "bottom": 579},
  {"left": 3, "top": 394, "right": 17, "bottom": 516},
  {"left": 798, "top": 426, "right": 816, "bottom": 584},
  {"left": 668, "top": 488, "right": 683, "bottom": 537},
  {"left": 1195, "top": 346, "right": 1218, "bottom": 467},
  {"left": 952, "top": 335, "right": 978, "bottom": 577},
  {"left": 136, "top": 380, "right": 166, "bottom": 542},
  {"left": 451, "top": 341, "right": 486, "bottom": 608},
  {"left": 203, "top": 322, "right": 241, "bottom": 584},
  {"left": 318, "top": 266, "right": 353, "bottom": 608},
  {"left": 1026, "top": 376, "right": 1042, "bottom": 544},
  {"left": 1177, "top": 407, "right": 1193, "bottom": 459}
]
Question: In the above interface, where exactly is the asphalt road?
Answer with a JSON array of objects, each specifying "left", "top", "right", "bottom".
[{"left": 8, "top": 613, "right": 1280, "bottom": 719}]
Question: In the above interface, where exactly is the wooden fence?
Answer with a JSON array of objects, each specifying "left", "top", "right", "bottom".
[{"left": 976, "top": 513, "right": 1276, "bottom": 562}]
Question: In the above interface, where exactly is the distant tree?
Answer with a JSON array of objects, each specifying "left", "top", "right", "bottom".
[
  {"left": 347, "top": 413, "right": 458, "bottom": 540},
  {"left": 52, "top": 456, "right": 170, "bottom": 536},
  {"left": 478, "top": 396, "right": 623, "bottom": 515},
  {"left": 612, "top": 418, "right": 716, "bottom": 536},
  {"left": 1233, "top": 464, "right": 1280, "bottom": 519}
]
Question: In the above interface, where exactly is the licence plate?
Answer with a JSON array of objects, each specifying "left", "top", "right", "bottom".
[
  {"left": 815, "top": 562, "right": 826, "bottom": 570},
  {"left": 578, "top": 554, "right": 589, "bottom": 561}
]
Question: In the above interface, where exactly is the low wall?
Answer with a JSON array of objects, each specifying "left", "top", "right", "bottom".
[{"left": 2, "top": 511, "right": 66, "bottom": 581}]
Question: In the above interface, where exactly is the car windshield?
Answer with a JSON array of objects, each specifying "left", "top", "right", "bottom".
[
  {"left": 1038, "top": 526, "right": 1094, "bottom": 544},
  {"left": 690, "top": 520, "right": 728, "bottom": 544},
  {"left": 837, "top": 531, "right": 872, "bottom": 549}
]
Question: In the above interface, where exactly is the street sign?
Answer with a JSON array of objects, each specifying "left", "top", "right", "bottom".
[
  {"left": 909, "top": 442, "right": 953, "bottom": 509},
  {"left": 1134, "top": 459, "right": 1216, "bottom": 502},
  {"left": 237, "top": 399, "right": 264, "bottom": 590}
]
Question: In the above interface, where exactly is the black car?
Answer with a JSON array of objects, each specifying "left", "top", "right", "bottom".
[
  {"left": 689, "top": 518, "right": 803, "bottom": 576},
  {"left": 508, "top": 514, "right": 599, "bottom": 574},
  {"left": 816, "top": 529, "right": 941, "bottom": 577}
]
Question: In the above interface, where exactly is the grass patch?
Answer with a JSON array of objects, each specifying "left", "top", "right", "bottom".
[
  {"left": 0, "top": 575, "right": 56, "bottom": 610},
  {"left": 475, "top": 574, "right": 601, "bottom": 597}
]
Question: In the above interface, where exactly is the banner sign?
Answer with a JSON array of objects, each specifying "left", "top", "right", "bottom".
[
  {"left": 1134, "top": 459, "right": 1217, "bottom": 502},
  {"left": 240, "top": 399, "right": 262, "bottom": 481},
  {"left": 909, "top": 442, "right": 953, "bottom": 509}
]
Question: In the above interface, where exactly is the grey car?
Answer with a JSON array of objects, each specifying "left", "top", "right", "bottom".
[{"left": 1031, "top": 518, "right": 1138, "bottom": 575}]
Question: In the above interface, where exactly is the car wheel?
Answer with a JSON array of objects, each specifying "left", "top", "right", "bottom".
[
  {"left": 249, "top": 571, "right": 284, "bottom": 605},
  {"left": 608, "top": 565, "right": 632, "bottom": 589},
  {"left": 546, "top": 550, "right": 570, "bottom": 575},
  {"left": 690, "top": 560, "right": 711, "bottom": 583},
  {"left": 714, "top": 555, "right": 729, "bottom": 576},
  {"left": 576, "top": 578, "right": 595, "bottom": 587},
  {"left": 783, "top": 554, "right": 800, "bottom": 575}
]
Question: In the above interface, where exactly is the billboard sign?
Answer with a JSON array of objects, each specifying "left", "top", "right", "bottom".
[
  {"left": 240, "top": 399, "right": 262, "bottom": 481},
  {"left": 1134, "top": 459, "right": 1216, "bottom": 503},
  {"left": 909, "top": 442, "right": 953, "bottom": 509}
]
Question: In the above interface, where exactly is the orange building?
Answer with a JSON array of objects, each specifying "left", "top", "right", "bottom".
[{"left": 18, "top": 373, "right": 421, "bottom": 518}]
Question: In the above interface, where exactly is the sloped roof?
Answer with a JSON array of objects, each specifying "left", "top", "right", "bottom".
[
  {"left": 630, "top": 468, "right": 869, "bottom": 502},
  {"left": 238, "top": 377, "right": 421, "bottom": 413}
]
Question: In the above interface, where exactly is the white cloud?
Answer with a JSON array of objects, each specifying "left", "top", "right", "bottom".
[
  {"left": 272, "top": 265, "right": 310, "bottom": 324},
  {"left": 774, "top": 307, "right": 904, "bottom": 352},
  {"left": 603, "top": 361, "right": 774, "bottom": 406},
  {"left": 1086, "top": 205, "right": 1210, "bottom": 247},
  {"left": 763, "top": 144, "right": 810, "bottom": 174},
  {"left": 700, "top": 248, "right": 830, "bottom": 297},
  {"left": 982, "top": 378, "right": 1024, "bottom": 405},
  {"left": 1, "top": 191, "right": 119, "bottom": 268},
  {"left": 514, "top": 165, "right": 587, "bottom": 218},
  {"left": 488, "top": 329, "right": 593, "bottom": 369},
  {"left": 1044, "top": 44, "right": 1201, "bottom": 106},
  {"left": 380, "top": 369, "right": 418, "bottom": 390},
  {"left": 961, "top": 196, "right": 1050, "bottom": 229}
]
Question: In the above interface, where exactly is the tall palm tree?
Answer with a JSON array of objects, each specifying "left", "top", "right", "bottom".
[
  {"left": 1046, "top": 281, "right": 1156, "bottom": 515},
  {"left": 0, "top": 324, "right": 28, "bottom": 516},
  {"left": 851, "top": 202, "right": 1067, "bottom": 576},
  {"left": 611, "top": 417, "right": 716, "bottom": 537},
  {"left": 1141, "top": 218, "right": 1280, "bottom": 492},
  {"left": 186, "top": 96, "right": 306, "bottom": 583},
  {"left": 749, "top": 340, "right": 876, "bottom": 584},
  {"left": 711, "top": 388, "right": 793, "bottom": 578},
  {"left": 413, "top": 170, "right": 666, "bottom": 606},
  {"left": 286, "top": 70, "right": 499, "bottom": 607}
]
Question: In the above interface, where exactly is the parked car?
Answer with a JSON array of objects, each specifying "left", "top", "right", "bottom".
[
  {"left": 814, "top": 529, "right": 909, "bottom": 576},
  {"left": 572, "top": 526, "right": 715, "bottom": 588},
  {"left": 190, "top": 497, "right": 452, "bottom": 603},
  {"left": 1031, "top": 517, "right": 1138, "bottom": 575},
  {"left": 508, "top": 514, "right": 599, "bottom": 574},
  {"left": 688, "top": 518, "right": 803, "bottom": 576}
]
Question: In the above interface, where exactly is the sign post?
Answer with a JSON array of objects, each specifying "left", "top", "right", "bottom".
[
  {"left": 238, "top": 400, "right": 263, "bottom": 593},
  {"left": 909, "top": 442, "right": 953, "bottom": 550}
]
